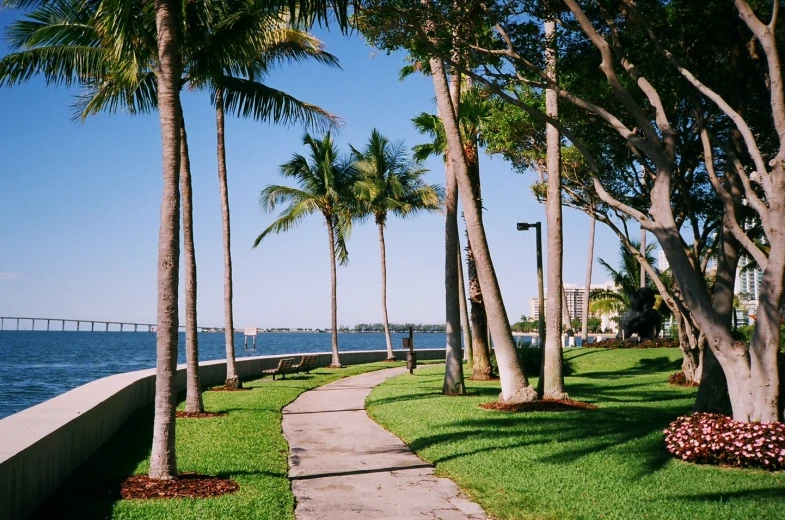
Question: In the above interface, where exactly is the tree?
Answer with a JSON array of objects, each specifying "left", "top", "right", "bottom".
[
  {"left": 350, "top": 128, "right": 443, "bottom": 361},
  {"left": 188, "top": 4, "right": 341, "bottom": 388},
  {"left": 411, "top": 85, "right": 497, "bottom": 380},
  {"left": 581, "top": 216, "right": 595, "bottom": 343},
  {"left": 0, "top": 0, "right": 182, "bottom": 476},
  {"left": 361, "top": 3, "right": 535, "bottom": 402},
  {"left": 540, "top": 18, "right": 568, "bottom": 400},
  {"left": 255, "top": 132, "right": 355, "bottom": 368},
  {"left": 425, "top": 0, "right": 783, "bottom": 420}
]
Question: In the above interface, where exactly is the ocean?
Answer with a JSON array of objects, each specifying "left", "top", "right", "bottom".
[{"left": 0, "top": 331, "right": 446, "bottom": 419}]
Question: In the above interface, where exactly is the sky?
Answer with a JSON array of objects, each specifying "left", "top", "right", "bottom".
[{"left": 0, "top": 9, "right": 631, "bottom": 329}]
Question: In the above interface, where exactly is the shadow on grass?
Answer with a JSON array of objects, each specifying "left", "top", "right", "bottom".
[
  {"left": 32, "top": 405, "right": 155, "bottom": 519},
  {"left": 666, "top": 488, "right": 785, "bottom": 501},
  {"left": 579, "top": 356, "right": 682, "bottom": 379},
  {"left": 374, "top": 370, "right": 695, "bottom": 483}
]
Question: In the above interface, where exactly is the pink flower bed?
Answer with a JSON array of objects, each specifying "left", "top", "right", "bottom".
[{"left": 664, "top": 413, "right": 785, "bottom": 470}]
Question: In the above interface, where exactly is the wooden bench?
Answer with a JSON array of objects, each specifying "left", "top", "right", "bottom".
[
  {"left": 261, "top": 358, "right": 296, "bottom": 380},
  {"left": 293, "top": 355, "right": 318, "bottom": 374}
]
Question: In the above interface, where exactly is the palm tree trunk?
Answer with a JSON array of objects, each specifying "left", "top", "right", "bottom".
[
  {"left": 326, "top": 216, "right": 341, "bottom": 367},
  {"left": 443, "top": 156, "right": 466, "bottom": 395},
  {"left": 581, "top": 217, "right": 595, "bottom": 344},
  {"left": 457, "top": 241, "right": 472, "bottom": 366},
  {"left": 377, "top": 218, "right": 395, "bottom": 360},
  {"left": 467, "top": 230, "right": 493, "bottom": 380},
  {"left": 442, "top": 70, "right": 466, "bottom": 395},
  {"left": 541, "top": 19, "right": 568, "bottom": 400},
  {"left": 216, "top": 89, "right": 240, "bottom": 389},
  {"left": 430, "top": 57, "right": 534, "bottom": 403},
  {"left": 149, "top": 0, "right": 181, "bottom": 480},
  {"left": 180, "top": 117, "right": 203, "bottom": 414}
]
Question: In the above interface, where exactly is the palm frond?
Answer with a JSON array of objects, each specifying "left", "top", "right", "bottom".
[{"left": 214, "top": 75, "right": 340, "bottom": 131}]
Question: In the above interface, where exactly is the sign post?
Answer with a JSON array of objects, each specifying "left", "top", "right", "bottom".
[{"left": 243, "top": 327, "right": 258, "bottom": 349}]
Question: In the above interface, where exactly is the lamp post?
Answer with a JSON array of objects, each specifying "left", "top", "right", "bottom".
[{"left": 517, "top": 222, "right": 545, "bottom": 348}]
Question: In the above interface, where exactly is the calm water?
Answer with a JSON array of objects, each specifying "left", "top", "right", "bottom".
[{"left": 0, "top": 331, "right": 446, "bottom": 419}]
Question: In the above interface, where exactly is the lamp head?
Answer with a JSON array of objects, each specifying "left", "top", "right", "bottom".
[{"left": 517, "top": 222, "right": 531, "bottom": 231}]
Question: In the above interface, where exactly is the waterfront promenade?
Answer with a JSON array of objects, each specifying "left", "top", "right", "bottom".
[{"left": 284, "top": 367, "right": 486, "bottom": 519}]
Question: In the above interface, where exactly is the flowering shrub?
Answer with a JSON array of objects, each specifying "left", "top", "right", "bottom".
[
  {"left": 589, "top": 338, "right": 679, "bottom": 349},
  {"left": 668, "top": 371, "right": 699, "bottom": 387},
  {"left": 663, "top": 413, "right": 785, "bottom": 470}
]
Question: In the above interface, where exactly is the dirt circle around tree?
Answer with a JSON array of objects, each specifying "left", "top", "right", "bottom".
[
  {"left": 175, "top": 411, "right": 227, "bottom": 419},
  {"left": 481, "top": 398, "right": 598, "bottom": 412},
  {"left": 207, "top": 386, "right": 252, "bottom": 392},
  {"left": 90, "top": 473, "right": 240, "bottom": 500}
]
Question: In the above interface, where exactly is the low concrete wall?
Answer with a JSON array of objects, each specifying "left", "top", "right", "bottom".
[{"left": 0, "top": 348, "right": 444, "bottom": 519}]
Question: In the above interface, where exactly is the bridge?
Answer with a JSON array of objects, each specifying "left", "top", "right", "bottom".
[{"left": 0, "top": 316, "right": 222, "bottom": 333}]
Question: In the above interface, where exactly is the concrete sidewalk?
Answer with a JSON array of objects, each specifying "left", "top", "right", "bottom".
[{"left": 282, "top": 367, "right": 486, "bottom": 520}]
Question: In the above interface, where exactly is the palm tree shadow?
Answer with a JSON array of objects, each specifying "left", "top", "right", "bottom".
[{"left": 31, "top": 405, "right": 155, "bottom": 519}]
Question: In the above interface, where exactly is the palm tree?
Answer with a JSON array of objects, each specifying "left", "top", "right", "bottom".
[
  {"left": 412, "top": 84, "right": 496, "bottom": 380},
  {"left": 350, "top": 129, "right": 443, "bottom": 361},
  {"left": 0, "top": 0, "right": 181, "bottom": 477},
  {"left": 429, "top": 57, "right": 536, "bottom": 403},
  {"left": 255, "top": 132, "right": 354, "bottom": 367},
  {"left": 589, "top": 239, "right": 660, "bottom": 330}
]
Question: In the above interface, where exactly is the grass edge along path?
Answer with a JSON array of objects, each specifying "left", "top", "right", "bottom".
[
  {"left": 33, "top": 361, "right": 409, "bottom": 520},
  {"left": 366, "top": 349, "right": 785, "bottom": 520}
]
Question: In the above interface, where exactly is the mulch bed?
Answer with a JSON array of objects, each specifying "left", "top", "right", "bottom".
[
  {"left": 90, "top": 473, "right": 239, "bottom": 500},
  {"left": 668, "top": 371, "right": 700, "bottom": 387},
  {"left": 481, "top": 398, "right": 598, "bottom": 413},
  {"left": 175, "top": 411, "right": 227, "bottom": 419},
  {"left": 207, "top": 386, "right": 252, "bottom": 392}
]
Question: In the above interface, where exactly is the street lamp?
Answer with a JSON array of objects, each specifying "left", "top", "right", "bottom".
[{"left": 517, "top": 222, "right": 545, "bottom": 348}]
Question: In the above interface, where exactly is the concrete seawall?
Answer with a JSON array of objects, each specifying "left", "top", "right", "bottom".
[{"left": 0, "top": 348, "right": 445, "bottom": 519}]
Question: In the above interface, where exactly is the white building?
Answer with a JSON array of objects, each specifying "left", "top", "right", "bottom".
[
  {"left": 530, "top": 281, "right": 618, "bottom": 331},
  {"left": 658, "top": 250, "right": 669, "bottom": 271}
]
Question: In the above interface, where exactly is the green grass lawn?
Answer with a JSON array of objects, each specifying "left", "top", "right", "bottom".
[
  {"left": 34, "top": 361, "right": 406, "bottom": 520},
  {"left": 366, "top": 348, "right": 785, "bottom": 520}
]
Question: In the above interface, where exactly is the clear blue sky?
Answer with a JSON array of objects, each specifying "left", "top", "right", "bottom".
[{"left": 0, "top": 10, "right": 625, "bottom": 329}]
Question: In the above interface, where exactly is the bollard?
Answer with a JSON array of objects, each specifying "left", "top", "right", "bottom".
[{"left": 403, "top": 326, "right": 416, "bottom": 374}]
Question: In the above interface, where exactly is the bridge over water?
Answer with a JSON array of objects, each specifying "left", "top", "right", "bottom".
[{"left": 0, "top": 316, "right": 222, "bottom": 333}]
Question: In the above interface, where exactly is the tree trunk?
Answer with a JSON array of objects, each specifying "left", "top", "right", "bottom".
[
  {"left": 640, "top": 229, "right": 646, "bottom": 288},
  {"left": 652, "top": 222, "right": 760, "bottom": 421},
  {"left": 149, "top": 0, "right": 181, "bottom": 480},
  {"left": 377, "top": 218, "right": 395, "bottom": 360},
  {"left": 457, "top": 240, "right": 472, "bottom": 366},
  {"left": 430, "top": 57, "right": 534, "bottom": 403},
  {"left": 749, "top": 233, "right": 784, "bottom": 421},
  {"left": 180, "top": 118, "right": 203, "bottom": 414},
  {"left": 540, "top": 19, "right": 568, "bottom": 400},
  {"left": 467, "top": 238, "right": 493, "bottom": 380},
  {"left": 581, "top": 217, "right": 595, "bottom": 344},
  {"left": 326, "top": 216, "right": 341, "bottom": 367},
  {"left": 215, "top": 89, "right": 240, "bottom": 389},
  {"left": 442, "top": 70, "right": 466, "bottom": 395},
  {"left": 695, "top": 217, "right": 740, "bottom": 413}
]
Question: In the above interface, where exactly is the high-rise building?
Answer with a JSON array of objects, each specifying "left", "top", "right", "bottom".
[
  {"left": 530, "top": 281, "right": 617, "bottom": 322},
  {"left": 658, "top": 250, "right": 669, "bottom": 271}
]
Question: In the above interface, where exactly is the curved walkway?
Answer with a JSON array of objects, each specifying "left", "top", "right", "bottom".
[{"left": 282, "top": 367, "right": 486, "bottom": 520}]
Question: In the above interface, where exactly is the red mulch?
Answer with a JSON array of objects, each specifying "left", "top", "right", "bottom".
[
  {"left": 208, "top": 386, "right": 251, "bottom": 392},
  {"left": 90, "top": 473, "right": 239, "bottom": 500},
  {"left": 668, "top": 371, "right": 700, "bottom": 387},
  {"left": 468, "top": 376, "right": 500, "bottom": 381},
  {"left": 481, "top": 398, "right": 598, "bottom": 412},
  {"left": 175, "top": 411, "right": 227, "bottom": 419}
]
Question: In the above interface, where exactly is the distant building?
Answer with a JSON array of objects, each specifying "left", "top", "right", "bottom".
[
  {"left": 658, "top": 251, "right": 669, "bottom": 271},
  {"left": 530, "top": 281, "right": 618, "bottom": 330},
  {"left": 734, "top": 256, "right": 763, "bottom": 326}
]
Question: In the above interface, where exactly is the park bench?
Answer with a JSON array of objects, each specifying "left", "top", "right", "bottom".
[
  {"left": 261, "top": 358, "right": 296, "bottom": 380},
  {"left": 293, "top": 355, "right": 318, "bottom": 374}
]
